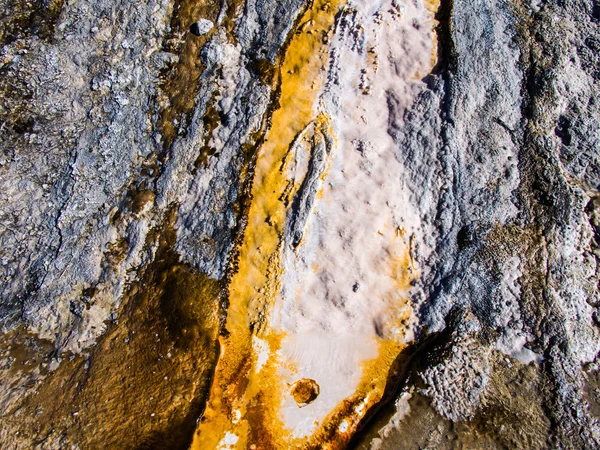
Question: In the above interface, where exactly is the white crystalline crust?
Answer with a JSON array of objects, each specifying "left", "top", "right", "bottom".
[{"left": 270, "top": 0, "right": 438, "bottom": 435}]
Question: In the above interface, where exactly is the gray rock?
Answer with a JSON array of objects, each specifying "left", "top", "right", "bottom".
[{"left": 190, "top": 18, "right": 214, "bottom": 36}]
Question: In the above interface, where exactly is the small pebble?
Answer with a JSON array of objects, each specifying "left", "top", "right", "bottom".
[{"left": 190, "top": 19, "right": 214, "bottom": 36}]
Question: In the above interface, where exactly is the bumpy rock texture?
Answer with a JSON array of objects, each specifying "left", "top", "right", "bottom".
[{"left": 1, "top": 0, "right": 600, "bottom": 448}]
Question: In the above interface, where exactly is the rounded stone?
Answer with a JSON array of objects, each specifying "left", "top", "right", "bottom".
[{"left": 190, "top": 19, "right": 214, "bottom": 37}]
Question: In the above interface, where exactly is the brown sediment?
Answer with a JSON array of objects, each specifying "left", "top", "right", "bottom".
[
  {"left": 0, "top": 210, "right": 222, "bottom": 450},
  {"left": 584, "top": 362, "right": 600, "bottom": 419},
  {"left": 351, "top": 335, "right": 550, "bottom": 450},
  {"left": 291, "top": 378, "right": 321, "bottom": 406},
  {"left": 0, "top": 0, "right": 64, "bottom": 46},
  {"left": 193, "top": 101, "right": 222, "bottom": 169},
  {"left": 248, "top": 56, "right": 278, "bottom": 86},
  {"left": 124, "top": 188, "right": 156, "bottom": 215},
  {"left": 156, "top": 0, "right": 217, "bottom": 151},
  {"left": 156, "top": 0, "right": 247, "bottom": 151}
]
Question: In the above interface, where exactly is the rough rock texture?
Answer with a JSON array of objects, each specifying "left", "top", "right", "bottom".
[{"left": 0, "top": 0, "right": 599, "bottom": 448}]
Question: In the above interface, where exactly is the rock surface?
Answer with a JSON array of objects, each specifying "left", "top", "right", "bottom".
[{"left": 0, "top": 0, "right": 599, "bottom": 448}]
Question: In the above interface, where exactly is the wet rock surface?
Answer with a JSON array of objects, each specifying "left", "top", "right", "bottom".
[{"left": 0, "top": 0, "right": 599, "bottom": 448}]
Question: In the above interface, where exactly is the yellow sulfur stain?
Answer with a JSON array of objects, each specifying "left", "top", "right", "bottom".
[
  {"left": 192, "top": 0, "right": 440, "bottom": 448},
  {"left": 191, "top": 0, "right": 345, "bottom": 448},
  {"left": 426, "top": 0, "right": 442, "bottom": 71},
  {"left": 425, "top": 0, "right": 441, "bottom": 14}
]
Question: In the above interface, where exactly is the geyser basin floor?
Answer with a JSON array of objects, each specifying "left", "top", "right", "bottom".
[{"left": 192, "top": 0, "right": 439, "bottom": 448}]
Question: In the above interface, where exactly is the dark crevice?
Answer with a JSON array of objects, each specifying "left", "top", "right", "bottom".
[
  {"left": 348, "top": 310, "right": 467, "bottom": 449},
  {"left": 554, "top": 115, "right": 572, "bottom": 146},
  {"left": 432, "top": 0, "right": 457, "bottom": 76}
]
